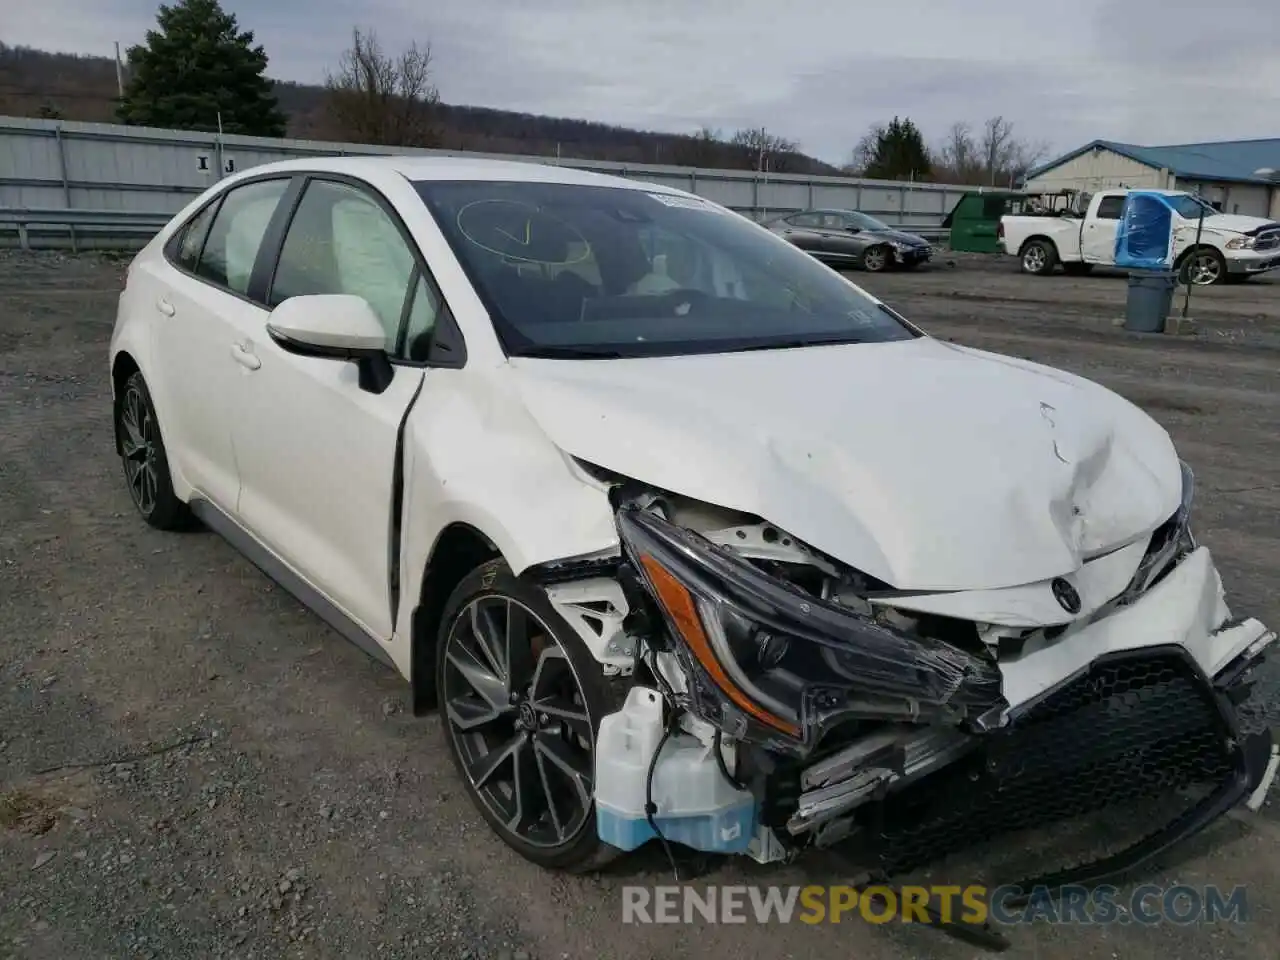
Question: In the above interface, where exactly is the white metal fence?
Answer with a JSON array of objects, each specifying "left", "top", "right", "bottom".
[{"left": 0, "top": 116, "right": 970, "bottom": 249}]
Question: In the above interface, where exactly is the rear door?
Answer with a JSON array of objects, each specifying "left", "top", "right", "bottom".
[
  {"left": 148, "top": 176, "right": 293, "bottom": 512},
  {"left": 1082, "top": 193, "right": 1126, "bottom": 264},
  {"left": 774, "top": 212, "right": 828, "bottom": 255},
  {"left": 229, "top": 174, "right": 445, "bottom": 640},
  {"left": 820, "top": 212, "right": 870, "bottom": 261}
]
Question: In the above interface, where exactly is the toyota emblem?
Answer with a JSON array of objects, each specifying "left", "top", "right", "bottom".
[{"left": 1051, "top": 577, "right": 1082, "bottom": 614}]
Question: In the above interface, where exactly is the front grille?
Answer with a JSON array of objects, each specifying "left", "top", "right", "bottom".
[
  {"left": 866, "top": 651, "right": 1234, "bottom": 882},
  {"left": 1253, "top": 229, "right": 1280, "bottom": 252}
]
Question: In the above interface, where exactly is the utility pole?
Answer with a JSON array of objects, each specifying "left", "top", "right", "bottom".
[
  {"left": 215, "top": 111, "right": 225, "bottom": 180},
  {"left": 114, "top": 41, "right": 125, "bottom": 98},
  {"left": 759, "top": 128, "right": 769, "bottom": 221}
]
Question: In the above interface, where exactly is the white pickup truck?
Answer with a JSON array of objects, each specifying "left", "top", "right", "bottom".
[{"left": 998, "top": 188, "right": 1280, "bottom": 285}]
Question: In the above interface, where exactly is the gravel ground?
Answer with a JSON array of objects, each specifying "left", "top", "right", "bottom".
[{"left": 1, "top": 249, "right": 1278, "bottom": 960}]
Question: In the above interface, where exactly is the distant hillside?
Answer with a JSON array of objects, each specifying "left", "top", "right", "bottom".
[{"left": 0, "top": 44, "right": 844, "bottom": 174}]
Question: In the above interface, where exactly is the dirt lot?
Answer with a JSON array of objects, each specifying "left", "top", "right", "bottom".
[{"left": 1, "top": 249, "right": 1278, "bottom": 960}]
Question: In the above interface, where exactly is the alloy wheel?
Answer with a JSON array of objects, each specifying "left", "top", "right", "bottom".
[
  {"left": 1023, "top": 246, "right": 1046, "bottom": 273},
  {"left": 442, "top": 596, "right": 595, "bottom": 849},
  {"left": 864, "top": 247, "right": 888, "bottom": 272},
  {"left": 120, "top": 382, "right": 160, "bottom": 516},
  {"left": 1186, "top": 253, "right": 1222, "bottom": 286}
]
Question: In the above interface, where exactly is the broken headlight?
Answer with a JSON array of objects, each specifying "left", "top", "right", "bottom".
[
  {"left": 1121, "top": 460, "right": 1196, "bottom": 603},
  {"left": 617, "top": 507, "right": 1005, "bottom": 755},
  {"left": 1175, "top": 459, "right": 1195, "bottom": 544}
]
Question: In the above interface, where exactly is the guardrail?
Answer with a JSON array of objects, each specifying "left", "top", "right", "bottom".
[
  {"left": 0, "top": 206, "right": 950, "bottom": 252},
  {"left": 0, "top": 208, "right": 173, "bottom": 251}
]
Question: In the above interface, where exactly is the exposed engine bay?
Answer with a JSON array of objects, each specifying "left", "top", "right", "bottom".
[{"left": 532, "top": 466, "right": 1280, "bottom": 889}]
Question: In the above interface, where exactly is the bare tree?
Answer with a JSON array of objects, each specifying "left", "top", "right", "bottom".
[
  {"left": 729, "top": 127, "right": 801, "bottom": 172},
  {"left": 844, "top": 123, "right": 884, "bottom": 175},
  {"left": 1005, "top": 136, "right": 1051, "bottom": 185},
  {"left": 978, "top": 115, "right": 1014, "bottom": 186},
  {"left": 671, "top": 125, "right": 727, "bottom": 167},
  {"left": 978, "top": 116, "right": 1051, "bottom": 186},
  {"left": 926, "top": 116, "right": 1050, "bottom": 186},
  {"left": 325, "top": 27, "right": 441, "bottom": 147},
  {"left": 933, "top": 121, "right": 979, "bottom": 182}
]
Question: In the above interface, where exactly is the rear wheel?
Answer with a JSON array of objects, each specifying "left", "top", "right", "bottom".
[
  {"left": 1020, "top": 240, "right": 1057, "bottom": 276},
  {"left": 436, "top": 560, "right": 621, "bottom": 872},
  {"left": 115, "top": 371, "right": 192, "bottom": 530},
  {"left": 862, "top": 245, "right": 890, "bottom": 273}
]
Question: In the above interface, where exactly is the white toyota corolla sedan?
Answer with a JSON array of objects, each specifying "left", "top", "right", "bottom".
[{"left": 110, "top": 156, "right": 1278, "bottom": 888}]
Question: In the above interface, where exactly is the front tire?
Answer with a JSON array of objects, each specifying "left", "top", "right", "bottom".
[
  {"left": 861, "top": 245, "right": 891, "bottom": 273},
  {"left": 1180, "top": 247, "right": 1227, "bottom": 286},
  {"left": 115, "top": 371, "right": 192, "bottom": 530},
  {"left": 436, "top": 559, "right": 621, "bottom": 872}
]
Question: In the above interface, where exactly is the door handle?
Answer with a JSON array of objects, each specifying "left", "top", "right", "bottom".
[
  {"left": 230, "top": 343, "right": 261, "bottom": 370},
  {"left": 156, "top": 298, "right": 176, "bottom": 317}
]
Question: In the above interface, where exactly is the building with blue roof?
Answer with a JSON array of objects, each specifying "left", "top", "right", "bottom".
[{"left": 1021, "top": 138, "right": 1280, "bottom": 219}]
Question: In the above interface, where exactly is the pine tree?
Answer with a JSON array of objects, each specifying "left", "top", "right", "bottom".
[
  {"left": 865, "top": 117, "right": 932, "bottom": 181},
  {"left": 117, "top": 0, "right": 286, "bottom": 137}
]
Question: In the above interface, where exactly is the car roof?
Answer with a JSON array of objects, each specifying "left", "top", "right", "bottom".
[
  {"left": 788, "top": 209, "right": 878, "bottom": 217},
  {"left": 225, "top": 154, "right": 679, "bottom": 193},
  {"left": 1094, "top": 187, "right": 1183, "bottom": 196}
]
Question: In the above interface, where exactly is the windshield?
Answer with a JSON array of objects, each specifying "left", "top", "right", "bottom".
[
  {"left": 413, "top": 180, "right": 918, "bottom": 359},
  {"left": 1168, "top": 194, "right": 1218, "bottom": 219},
  {"left": 846, "top": 211, "right": 891, "bottom": 231}
]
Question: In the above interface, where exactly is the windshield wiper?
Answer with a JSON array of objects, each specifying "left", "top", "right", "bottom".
[
  {"left": 721, "top": 335, "right": 873, "bottom": 353},
  {"left": 514, "top": 345, "right": 627, "bottom": 359}
]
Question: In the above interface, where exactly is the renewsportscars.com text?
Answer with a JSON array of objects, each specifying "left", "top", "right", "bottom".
[{"left": 621, "top": 883, "right": 1249, "bottom": 926}]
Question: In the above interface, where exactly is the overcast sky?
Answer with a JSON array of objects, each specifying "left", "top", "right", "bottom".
[{"left": 10, "top": 0, "right": 1279, "bottom": 165}]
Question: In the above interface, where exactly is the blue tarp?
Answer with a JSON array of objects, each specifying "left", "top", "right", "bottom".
[{"left": 1114, "top": 191, "right": 1176, "bottom": 270}]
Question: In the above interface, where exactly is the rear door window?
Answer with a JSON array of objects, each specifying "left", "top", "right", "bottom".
[
  {"left": 195, "top": 178, "right": 291, "bottom": 296},
  {"left": 1095, "top": 195, "right": 1126, "bottom": 220}
]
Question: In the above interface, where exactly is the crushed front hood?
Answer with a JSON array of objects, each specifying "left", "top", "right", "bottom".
[
  {"left": 1185, "top": 214, "right": 1276, "bottom": 235},
  {"left": 509, "top": 337, "right": 1181, "bottom": 592}
]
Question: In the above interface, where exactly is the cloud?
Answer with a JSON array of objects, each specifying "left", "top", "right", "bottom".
[{"left": 10, "top": 0, "right": 1280, "bottom": 165}]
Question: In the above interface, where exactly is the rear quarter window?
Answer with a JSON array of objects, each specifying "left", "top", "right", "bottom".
[{"left": 171, "top": 201, "right": 220, "bottom": 270}]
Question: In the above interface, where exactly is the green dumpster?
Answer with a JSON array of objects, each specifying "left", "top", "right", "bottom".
[{"left": 945, "top": 191, "right": 1022, "bottom": 253}]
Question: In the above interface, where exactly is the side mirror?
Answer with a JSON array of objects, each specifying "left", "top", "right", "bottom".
[{"left": 266, "top": 294, "right": 394, "bottom": 394}]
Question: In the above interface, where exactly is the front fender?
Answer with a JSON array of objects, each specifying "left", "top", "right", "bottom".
[{"left": 394, "top": 368, "right": 620, "bottom": 655}]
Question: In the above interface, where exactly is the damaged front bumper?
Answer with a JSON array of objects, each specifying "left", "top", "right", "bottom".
[
  {"left": 859, "top": 638, "right": 1279, "bottom": 894},
  {"left": 608, "top": 499, "right": 1279, "bottom": 889},
  {"left": 780, "top": 547, "right": 1280, "bottom": 888}
]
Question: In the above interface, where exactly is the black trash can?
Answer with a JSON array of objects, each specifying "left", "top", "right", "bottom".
[{"left": 1123, "top": 270, "right": 1177, "bottom": 333}]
